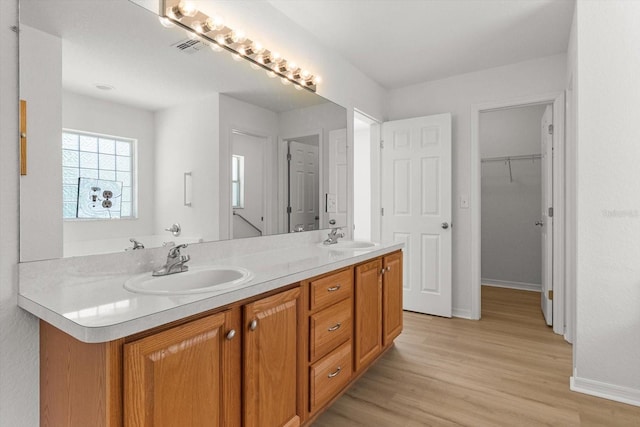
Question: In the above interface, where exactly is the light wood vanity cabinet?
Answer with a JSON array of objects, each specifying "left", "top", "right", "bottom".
[
  {"left": 243, "top": 287, "right": 302, "bottom": 427},
  {"left": 354, "top": 251, "right": 403, "bottom": 371},
  {"left": 123, "top": 309, "right": 241, "bottom": 427},
  {"left": 39, "top": 250, "right": 403, "bottom": 427}
]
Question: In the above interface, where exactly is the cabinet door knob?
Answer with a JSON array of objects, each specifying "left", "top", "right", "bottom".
[
  {"left": 249, "top": 319, "right": 258, "bottom": 331},
  {"left": 327, "top": 323, "right": 341, "bottom": 332},
  {"left": 327, "top": 284, "right": 341, "bottom": 292},
  {"left": 327, "top": 366, "right": 342, "bottom": 378},
  {"left": 226, "top": 329, "right": 236, "bottom": 340},
  {"left": 380, "top": 268, "right": 386, "bottom": 275}
]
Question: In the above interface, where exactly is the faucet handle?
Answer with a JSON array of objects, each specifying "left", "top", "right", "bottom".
[{"left": 168, "top": 243, "right": 188, "bottom": 257}]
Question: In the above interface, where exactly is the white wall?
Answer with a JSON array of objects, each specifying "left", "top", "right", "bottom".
[
  {"left": 218, "top": 95, "right": 280, "bottom": 239},
  {"left": 571, "top": 0, "right": 640, "bottom": 406},
  {"left": 480, "top": 105, "right": 545, "bottom": 287},
  {"left": 387, "top": 54, "right": 566, "bottom": 317},
  {"left": 154, "top": 94, "right": 220, "bottom": 242},
  {"left": 62, "top": 91, "right": 156, "bottom": 253},
  {"left": 19, "top": 25, "right": 63, "bottom": 261},
  {"left": 0, "top": 1, "right": 40, "bottom": 425}
]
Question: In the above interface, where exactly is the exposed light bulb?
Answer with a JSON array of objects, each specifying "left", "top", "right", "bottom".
[
  {"left": 166, "top": 1, "right": 197, "bottom": 20},
  {"left": 215, "top": 34, "right": 227, "bottom": 45},
  {"left": 287, "top": 61, "right": 298, "bottom": 71},
  {"left": 271, "top": 52, "right": 282, "bottom": 62},
  {"left": 313, "top": 75, "right": 322, "bottom": 85},
  {"left": 250, "top": 63, "right": 261, "bottom": 70},
  {"left": 301, "top": 70, "right": 310, "bottom": 79},
  {"left": 158, "top": 16, "right": 175, "bottom": 28},
  {"left": 179, "top": 1, "right": 197, "bottom": 17},
  {"left": 232, "top": 53, "right": 242, "bottom": 61},
  {"left": 211, "top": 16, "right": 225, "bottom": 30},
  {"left": 266, "top": 70, "right": 277, "bottom": 78},
  {"left": 252, "top": 42, "right": 264, "bottom": 55},
  {"left": 280, "top": 77, "right": 291, "bottom": 85},
  {"left": 294, "top": 84, "right": 303, "bottom": 91},
  {"left": 232, "top": 30, "right": 246, "bottom": 43},
  {"left": 238, "top": 45, "right": 247, "bottom": 56}
]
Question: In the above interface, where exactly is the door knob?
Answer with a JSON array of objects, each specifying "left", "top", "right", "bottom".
[
  {"left": 441, "top": 222, "right": 449, "bottom": 229},
  {"left": 535, "top": 221, "right": 544, "bottom": 227}
]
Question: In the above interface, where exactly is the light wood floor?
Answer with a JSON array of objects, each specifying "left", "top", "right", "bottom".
[{"left": 313, "top": 286, "right": 640, "bottom": 426}]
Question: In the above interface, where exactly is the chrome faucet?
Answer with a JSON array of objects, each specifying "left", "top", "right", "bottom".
[
  {"left": 152, "top": 244, "right": 190, "bottom": 276},
  {"left": 128, "top": 238, "right": 145, "bottom": 250},
  {"left": 323, "top": 227, "right": 345, "bottom": 245}
]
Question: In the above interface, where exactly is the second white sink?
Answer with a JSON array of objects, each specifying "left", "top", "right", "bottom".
[
  {"left": 317, "top": 240, "right": 378, "bottom": 250},
  {"left": 124, "top": 265, "right": 253, "bottom": 295}
]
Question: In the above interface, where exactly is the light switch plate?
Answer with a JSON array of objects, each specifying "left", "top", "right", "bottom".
[
  {"left": 326, "top": 193, "right": 337, "bottom": 213},
  {"left": 460, "top": 195, "right": 469, "bottom": 209}
]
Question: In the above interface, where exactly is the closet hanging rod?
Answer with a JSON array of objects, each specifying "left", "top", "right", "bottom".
[{"left": 481, "top": 154, "right": 542, "bottom": 163}]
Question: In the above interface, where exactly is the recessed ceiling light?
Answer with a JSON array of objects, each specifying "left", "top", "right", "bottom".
[{"left": 95, "top": 84, "right": 115, "bottom": 91}]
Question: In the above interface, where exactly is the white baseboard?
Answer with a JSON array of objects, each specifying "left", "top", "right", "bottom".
[
  {"left": 571, "top": 375, "right": 640, "bottom": 407},
  {"left": 452, "top": 307, "right": 473, "bottom": 319},
  {"left": 482, "top": 278, "right": 541, "bottom": 292}
]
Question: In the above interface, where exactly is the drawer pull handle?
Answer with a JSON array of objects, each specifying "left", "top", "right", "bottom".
[
  {"left": 328, "top": 366, "right": 342, "bottom": 378},
  {"left": 327, "top": 323, "right": 341, "bottom": 332},
  {"left": 327, "top": 284, "right": 341, "bottom": 292}
]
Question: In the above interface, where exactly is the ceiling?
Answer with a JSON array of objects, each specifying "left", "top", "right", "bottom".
[{"left": 268, "top": 0, "right": 575, "bottom": 89}]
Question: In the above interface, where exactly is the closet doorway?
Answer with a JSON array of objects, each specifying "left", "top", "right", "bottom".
[
  {"left": 470, "top": 92, "right": 566, "bottom": 337},
  {"left": 480, "top": 104, "right": 551, "bottom": 323}
]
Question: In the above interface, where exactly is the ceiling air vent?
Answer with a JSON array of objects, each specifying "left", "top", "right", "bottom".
[{"left": 171, "top": 38, "right": 208, "bottom": 55}]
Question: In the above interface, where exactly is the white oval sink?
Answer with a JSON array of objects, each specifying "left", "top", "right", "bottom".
[
  {"left": 317, "top": 241, "right": 378, "bottom": 250},
  {"left": 124, "top": 266, "right": 253, "bottom": 295}
]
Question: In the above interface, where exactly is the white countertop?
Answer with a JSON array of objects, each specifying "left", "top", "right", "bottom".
[{"left": 18, "top": 238, "right": 402, "bottom": 343}]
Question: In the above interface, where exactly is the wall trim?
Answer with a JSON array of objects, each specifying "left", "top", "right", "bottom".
[
  {"left": 482, "top": 279, "right": 541, "bottom": 293},
  {"left": 571, "top": 375, "right": 640, "bottom": 408},
  {"left": 452, "top": 308, "right": 472, "bottom": 319}
]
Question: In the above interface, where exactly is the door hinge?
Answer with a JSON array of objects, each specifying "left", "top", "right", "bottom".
[
  {"left": 286, "top": 206, "right": 292, "bottom": 214},
  {"left": 548, "top": 124, "right": 554, "bottom": 135},
  {"left": 548, "top": 207, "right": 554, "bottom": 217},
  {"left": 286, "top": 153, "right": 292, "bottom": 162},
  {"left": 380, "top": 140, "right": 384, "bottom": 149},
  {"left": 548, "top": 290, "right": 554, "bottom": 301},
  {"left": 381, "top": 207, "right": 384, "bottom": 216}
]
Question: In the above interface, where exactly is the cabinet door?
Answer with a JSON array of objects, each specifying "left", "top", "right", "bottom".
[
  {"left": 124, "top": 310, "right": 240, "bottom": 427},
  {"left": 354, "top": 258, "right": 383, "bottom": 372},
  {"left": 383, "top": 251, "right": 403, "bottom": 346},
  {"left": 244, "top": 287, "right": 301, "bottom": 427}
]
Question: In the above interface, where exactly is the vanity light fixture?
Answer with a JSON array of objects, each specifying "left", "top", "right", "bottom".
[{"left": 161, "top": 0, "right": 319, "bottom": 92}]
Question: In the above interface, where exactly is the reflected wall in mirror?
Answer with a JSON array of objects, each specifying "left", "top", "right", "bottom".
[{"left": 19, "top": 0, "right": 347, "bottom": 262}]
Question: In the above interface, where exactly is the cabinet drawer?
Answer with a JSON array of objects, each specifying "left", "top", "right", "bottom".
[
  {"left": 310, "top": 268, "right": 353, "bottom": 311},
  {"left": 310, "top": 298, "right": 352, "bottom": 362},
  {"left": 310, "top": 341, "right": 352, "bottom": 412}
]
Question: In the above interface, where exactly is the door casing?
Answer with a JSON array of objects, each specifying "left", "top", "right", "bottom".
[{"left": 470, "top": 91, "right": 566, "bottom": 337}]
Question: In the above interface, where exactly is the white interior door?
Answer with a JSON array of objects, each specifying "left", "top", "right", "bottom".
[
  {"left": 328, "top": 129, "right": 347, "bottom": 228},
  {"left": 540, "top": 106, "right": 554, "bottom": 325},
  {"left": 381, "top": 114, "right": 452, "bottom": 317},
  {"left": 289, "top": 140, "right": 319, "bottom": 232}
]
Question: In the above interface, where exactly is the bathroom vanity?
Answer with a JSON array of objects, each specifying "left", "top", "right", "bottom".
[{"left": 20, "top": 236, "right": 403, "bottom": 426}]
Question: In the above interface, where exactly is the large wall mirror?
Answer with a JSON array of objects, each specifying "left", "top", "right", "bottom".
[{"left": 19, "top": 0, "right": 348, "bottom": 262}]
